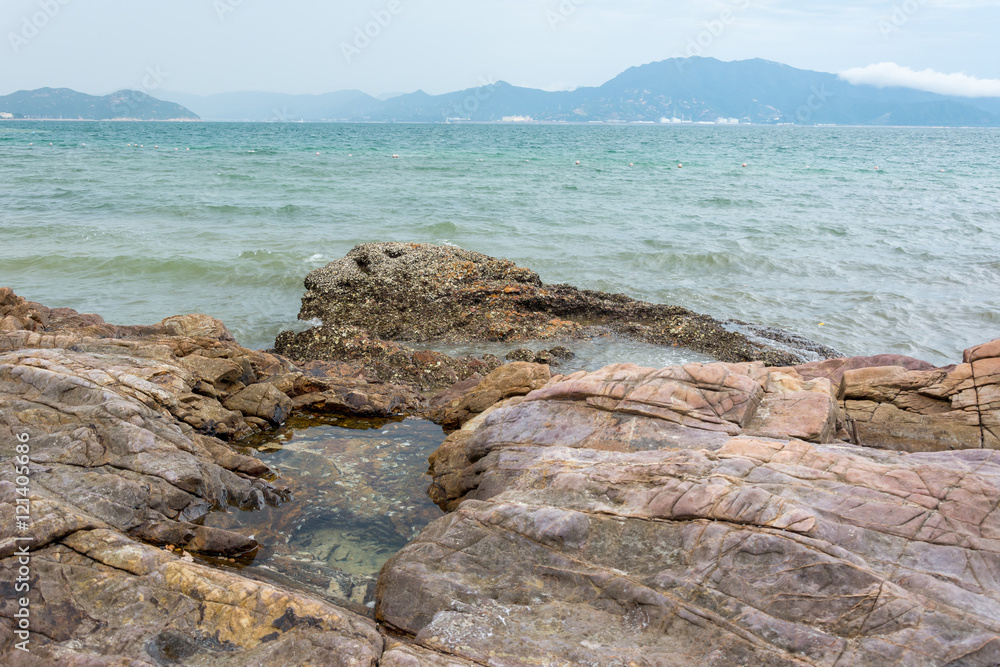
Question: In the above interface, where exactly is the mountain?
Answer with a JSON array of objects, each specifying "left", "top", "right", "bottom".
[
  {"left": 162, "top": 58, "right": 998, "bottom": 126},
  {"left": 0, "top": 88, "right": 200, "bottom": 120},
  {"left": 10, "top": 59, "right": 999, "bottom": 125}
]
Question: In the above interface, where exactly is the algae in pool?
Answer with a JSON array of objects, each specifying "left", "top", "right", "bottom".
[{"left": 204, "top": 414, "right": 446, "bottom": 614}]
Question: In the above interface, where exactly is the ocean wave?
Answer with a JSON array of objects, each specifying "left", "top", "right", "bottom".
[
  {"left": 420, "top": 221, "right": 461, "bottom": 235},
  {"left": 7, "top": 253, "right": 306, "bottom": 290}
]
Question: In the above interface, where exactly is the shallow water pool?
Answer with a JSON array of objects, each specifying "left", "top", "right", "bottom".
[{"left": 203, "top": 414, "right": 446, "bottom": 614}]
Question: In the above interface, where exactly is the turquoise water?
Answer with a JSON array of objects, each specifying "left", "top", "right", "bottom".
[{"left": 1, "top": 121, "right": 998, "bottom": 366}]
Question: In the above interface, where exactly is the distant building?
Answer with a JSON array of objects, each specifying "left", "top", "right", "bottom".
[
  {"left": 501, "top": 115, "right": 533, "bottom": 122},
  {"left": 0, "top": 112, "right": 13, "bottom": 119},
  {"left": 715, "top": 117, "right": 740, "bottom": 124}
]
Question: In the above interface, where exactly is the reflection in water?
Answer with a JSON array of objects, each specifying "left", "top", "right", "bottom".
[{"left": 204, "top": 414, "right": 446, "bottom": 616}]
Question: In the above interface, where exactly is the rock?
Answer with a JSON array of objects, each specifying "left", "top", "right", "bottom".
[
  {"left": 430, "top": 362, "right": 551, "bottom": 430},
  {"left": 834, "top": 340, "right": 1000, "bottom": 451},
  {"left": 223, "top": 383, "right": 293, "bottom": 424},
  {"left": 0, "top": 290, "right": 485, "bottom": 665},
  {"left": 787, "top": 353, "right": 936, "bottom": 384},
  {"left": 505, "top": 346, "right": 576, "bottom": 368},
  {"left": 160, "top": 313, "right": 235, "bottom": 341},
  {"left": 0, "top": 529, "right": 383, "bottom": 665},
  {"left": 290, "top": 242, "right": 839, "bottom": 367},
  {"left": 275, "top": 324, "right": 502, "bottom": 393},
  {"left": 177, "top": 355, "right": 246, "bottom": 395},
  {"left": 289, "top": 374, "right": 424, "bottom": 418},
  {"left": 0, "top": 347, "right": 279, "bottom": 552},
  {"left": 746, "top": 374, "right": 841, "bottom": 443},
  {"left": 385, "top": 344, "right": 1000, "bottom": 664},
  {"left": 385, "top": 409, "right": 1000, "bottom": 664},
  {"left": 426, "top": 361, "right": 848, "bottom": 512},
  {"left": 504, "top": 347, "right": 536, "bottom": 363},
  {"left": 380, "top": 641, "right": 478, "bottom": 666}
]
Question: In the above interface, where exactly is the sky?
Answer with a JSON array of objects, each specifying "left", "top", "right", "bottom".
[{"left": 1, "top": 0, "right": 999, "bottom": 98}]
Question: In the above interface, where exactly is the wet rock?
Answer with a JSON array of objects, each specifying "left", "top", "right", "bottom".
[
  {"left": 505, "top": 346, "right": 576, "bottom": 368},
  {"left": 504, "top": 347, "right": 536, "bottom": 363},
  {"left": 203, "top": 415, "right": 446, "bottom": 614},
  {"left": 289, "top": 374, "right": 424, "bottom": 418},
  {"left": 275, "top": 324, "right": 501, "bottom": 393},
  {"left": 291, "top": 242, "right": 838, "bottom": 367}
]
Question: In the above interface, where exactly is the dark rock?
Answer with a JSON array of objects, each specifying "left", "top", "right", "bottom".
[
  {"left": 291, "top": 242, "right": 838, "bottom": 367},
  {"left": 275, "top": 324, "right": 502, "bottom": 393}
]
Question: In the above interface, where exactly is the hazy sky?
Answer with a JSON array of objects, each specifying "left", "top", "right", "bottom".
[{"left": 1, "top": 0, "right": 998, "bottom": 97}]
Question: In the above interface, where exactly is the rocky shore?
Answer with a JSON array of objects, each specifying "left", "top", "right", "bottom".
[
  {"left": 3, "top": 244, "right": 1000, "bottom": 665},
  {"left": 276, "top": 242, "right": 841, "bottom": 372}
]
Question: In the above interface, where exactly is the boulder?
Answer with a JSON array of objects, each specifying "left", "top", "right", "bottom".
[
  {"left": 288, "top": 243, "right": 840, "bottom": 367},
  {"left": 430, "top": 362, "right": 551, "bottom": 429},
  {"left": 275, "top": 324, "right": 502, "bottom": 393},
  {"left": 161, "top": 313, "right": 235, "bottom": 341},
  {"left": 0, "top": 530, "right": 383, "bottom": 665},
  {"left": 386, "top": 398, "right": 1000, "bottom": 665},
  {"left": 835, "top": 339, "right": 1000, "bottom": 451},
  {"left": 223, "top": 383, "right": 293, "bottom": 424},
  {"left": 0, "top": 290, "right": 465, "bottom": 664}
]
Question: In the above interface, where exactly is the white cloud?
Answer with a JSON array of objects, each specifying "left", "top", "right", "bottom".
[{"left": 839, "top": 62, "right": 1000, "bottom": 97}]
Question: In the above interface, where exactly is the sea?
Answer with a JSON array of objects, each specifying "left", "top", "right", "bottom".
[{"left": 2, "top": 120, "right": 999, "bottom": 367}]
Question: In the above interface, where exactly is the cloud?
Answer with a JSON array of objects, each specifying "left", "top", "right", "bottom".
[{"left": 839, "top": 62, "right": 1000, "bottom": 97}]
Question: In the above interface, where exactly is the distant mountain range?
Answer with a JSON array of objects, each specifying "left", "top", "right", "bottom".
[
  {"left": 6, "top": 58, "right": 1000, "bottom": 126},
  {"left": 0, "top": 88, "right": 199, "bottom": 121}
]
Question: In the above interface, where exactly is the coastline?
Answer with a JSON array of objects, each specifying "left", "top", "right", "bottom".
[{"left": 4, "top": 245, "right": 1000, "bottom": 663}]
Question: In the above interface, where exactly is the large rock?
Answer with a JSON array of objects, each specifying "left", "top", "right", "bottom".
[
  {"left": 224, "top": 382, "right": 294, "bottom": 424},
  {"left": 0, "top": 529, "right": 383, "bottom": 666},
  {"left": 836, "top": 339, "right": 1000, "bottom": 451},
  {"left": 382, "top": 438, "right": 1000, "bottom": 665},
  {"left": 0, "top": 290, "right": 459, "bottom": 664},
  {"left": 275, "top": 324, "right": 502, "bottom": 393},
  {"left": 383, "top": 348, "right": 1000, "bottom": 664},
  {"left": 384, "top": 345, "right": 1000, "bottom": 664},
  {"left": 289, "top": 243, "right": 840, "bottom": 367}
]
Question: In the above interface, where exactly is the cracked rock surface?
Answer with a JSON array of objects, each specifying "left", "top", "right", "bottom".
[
  {"left": 383, "top": 343, "right": 1000, "bottom": 665},
  {"left": 0, "top": 289, "right": 418, "bottom": 665},
  {"left": 7, "top": 281, "right": 1000, "bottom": 665}
]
